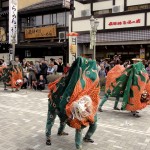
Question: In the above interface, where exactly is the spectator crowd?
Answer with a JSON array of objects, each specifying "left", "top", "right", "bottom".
[
  {"left": 0, "top": 57, "right": 70, "bottom": 91},
  {"left": 1, "top": 55, "right": 150, "bottom": 92}
]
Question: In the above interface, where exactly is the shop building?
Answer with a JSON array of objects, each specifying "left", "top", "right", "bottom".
[
  {"left": 0, "top": 0, "right": 9, "bottom": 63},
  {"left": 0, "top": 0, "right": 48, "bottom": 63},
  {"left": 71, "top": 0, "right": 150, "bottom": 61},
  {"left": 0, "top": 0, "right": 72, "bottom": 64},
  {"left": 18, "top": 0, "right": 72, "bottom": 64}
]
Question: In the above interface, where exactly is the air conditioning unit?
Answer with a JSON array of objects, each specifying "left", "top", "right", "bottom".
[
  {"left": 81, "top": 9, "right": 91, "bottom": 17},
  {"left": 59, "top": 31, "right": 68, "bottom": 42},
  {"left": 59, "top": 31, "right": 66, "bottom": 40},
  {"left": 112, "top": 5, "right": 124, "bottom": 13}
]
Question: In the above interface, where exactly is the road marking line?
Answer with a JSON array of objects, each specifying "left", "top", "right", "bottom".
[
  {"left": 113, "top": 145, "right": 122, "bottom": 149},
  {"left": 108, "top": 140, "right": 116, "bottom": 143},
  {"left": 146, "top": 127, "right": 150, "bottom": 133},
  {"left": 145, "top": 138, "right": 150, "bottom": 143},
  {"left": 33, "top": 144, "right": 40, "bottom": 149},
  {"left": 103, "top": 130, "right": 111, "bottom": 133},
  {"left": 138, "top": 143, "right": 147, "bottom": 146},
  {"left": 99, "top": 123, "right": 150, "bottom": 136},
  {"left": 114, "top": 134, "right": 122, "bottom": 137}
]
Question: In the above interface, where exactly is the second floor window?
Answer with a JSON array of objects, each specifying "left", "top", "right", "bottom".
[
  {"left": 36, "top": 16, "right": 42, "bottom": 26},
  {"left": 128, "top": 4, "right": 150, "bottom": 11},
  {"left": 94, "top": 9, "right": 112, "bottom": 15},
  {"left": 21, "top": 11, "right": 69, "bottom": 29}
]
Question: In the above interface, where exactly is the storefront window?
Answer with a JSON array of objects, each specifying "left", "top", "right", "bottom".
[
  {"left": 57, "top": 12, "right": 65, "bottom": 26},
  {"left": 21, "top": 18, "right": 27, "bottom": 31},
  {"left": 128, "top": 4, "right": 150, "bottom": 11},
  {"left": 30, "top": 17, "right": 36, "bottom": 27},
  {"left": 2, "top": 1, "right": 8, "bottom": 8},
  {"left": 25, "top": 50, "right": 31, "bottom": 57},
  {"left": 43, "top": 14, "right": 50, "bottom": 25},
  {"left": 94, "top": 9, "right": 112, "bottom": 15},
  {"left": 53, "top": 13, "right": 57, "bottom": 24},
  {"left": 36, "top": 16, "right": 42, "bottom": 26}
]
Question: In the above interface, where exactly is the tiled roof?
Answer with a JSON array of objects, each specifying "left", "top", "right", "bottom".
[{"left": 19, "top": 0, "right": 63, "bottom": 12}]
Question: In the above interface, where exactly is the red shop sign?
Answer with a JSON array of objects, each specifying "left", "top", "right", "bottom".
[{"left": 109, "top": 19, "right": 141, "bottom": 26}]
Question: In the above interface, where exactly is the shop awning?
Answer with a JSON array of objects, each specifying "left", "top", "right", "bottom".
[
  {"left": 77, "top": 29, "right": 150, "bottom": 45},
  {"left": 19, "top": 0, "right": 69, "bottom": 15},
  {"left": 96, "top": 40, "right": 150, "bottom": 46},
  {"left": 16, "top": 41, "right": 66, "bottom": 48}
]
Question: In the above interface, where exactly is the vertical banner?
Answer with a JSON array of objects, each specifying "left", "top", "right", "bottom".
[
  {"left": 9, "top": 0, "right": 18, "bottom": 44},
  {"left": 70, "top": 36, "right": 77, "bottom": 54},
  {"left": 140, "top": 48, "right": 145, "bottom": 59}
]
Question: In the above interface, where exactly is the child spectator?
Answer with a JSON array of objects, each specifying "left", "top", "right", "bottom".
[{"left": 36, "top": 75, "right": 46, "bottom": 90}]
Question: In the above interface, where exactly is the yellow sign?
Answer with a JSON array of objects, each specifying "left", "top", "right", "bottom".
[
  {"left": 25, "top": 25, "right": 57, "bottom": 39},
  {"left": 70, "top": 44, "right": 77, "bottom": 54},
  {"left": 140, "top": 48, "right": 145, "bottom": 59},
  {"left": 70, "top": 37, "right": 77, "bottom": 54},
  {"left": 0, "top": 27, "right": 6, "bottom": 42}
]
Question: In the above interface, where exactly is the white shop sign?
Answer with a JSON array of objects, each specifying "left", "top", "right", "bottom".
[
  {"left": 9, "top": 0, "right": 18, "bottom": 44},
  {"left": 147, "top": 12, "right": 150, "bottom": 26},
  {"left": 105, "top": 13, "right": 145, "bottom": 29}
]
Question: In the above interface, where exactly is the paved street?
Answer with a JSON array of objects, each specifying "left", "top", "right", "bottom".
[{"left": 0, "top": 87, "right": 150, "bottom": 150}]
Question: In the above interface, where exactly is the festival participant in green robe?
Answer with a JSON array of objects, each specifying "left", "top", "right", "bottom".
[
  {"left": 46, "top": 57, "right": 100, "bottom": 150},
  {"left": 100, "top": 62, "right": 150, "bottom": 117},
  {"left": 0, "top": 62, "right": 23, "bottom": 91},
  {"left": 99, "top": 95, "right": 120, "bottom": 112}
]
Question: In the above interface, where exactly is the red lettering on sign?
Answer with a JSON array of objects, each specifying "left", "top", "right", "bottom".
[
  {"left": 136, "top": 19, "right": 141, "bottom": 23},
  {"left": 127, "top": 20, "right": 132, "bottom": 24},
  {"left": 108, "top": 18, "right": 141, "bottom": 26},
  {"left": 109, "top": 22, "right": 113, "bottom": 26},
  {"left": 123, "top": 21, "right": 126, "bottom": 25},
  {"left": 117, "top": 22, "right": 122, "bottom": 25}
]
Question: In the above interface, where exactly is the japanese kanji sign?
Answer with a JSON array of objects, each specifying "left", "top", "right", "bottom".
[
  {"left": 108, "top": 19, "right": 141, "bottom": 26},
  {"left": 140, "top": 48, "right": 145, "bottom": 59},
  {"left": 9, "top": 0, "right": 18, "bottom": 44},
  {"left": 105, "top": 13, "right": 145, "bottom": 29},
  {"left": 70, "top": 37, "right": 77, "bottom": 54},
  {"left": 25, "top": 25, "right": 57, "bottom": 39}
]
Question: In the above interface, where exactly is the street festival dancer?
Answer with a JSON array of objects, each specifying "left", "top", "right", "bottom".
[
  {"left": 46, "top": 57, "right": 100, "bottom": 150},
  {"left": 99, "top": 62, "right": 150, "bottom": 117},
  {"left": 0, "top": 61, "right": 23, "bottom": 91}
]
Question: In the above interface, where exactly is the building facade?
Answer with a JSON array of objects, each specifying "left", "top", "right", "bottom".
[
  {"left": 0, "top": 0, "right": 9, "bottom": 63},
  {"left": 71, "top": 0, "right": 150, "bottom": 61},
  {"left": 0, "top": 0, "right": 47, "bottom": 63},
  {"left": 0, "top": 0, "right": 72, "bottom": 64},
  {"left": 18, "top": 0, "right": 71, "bottom": 64}
]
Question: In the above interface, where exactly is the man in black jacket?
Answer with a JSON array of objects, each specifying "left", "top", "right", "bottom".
[{"left": 40, "top": 60, "right": 48, "bottom": 83}]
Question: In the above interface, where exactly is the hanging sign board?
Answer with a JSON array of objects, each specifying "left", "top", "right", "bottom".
[
  {"left": 25, "top": 25, "right": 57, "bottom": 39},
  {"left": 9, "top": 0, "right": 18, "bottom": 44},
  {"left": 70, "top": 36, "right": 77, "bottom": 54},
  {"left": 140, "top": 48, "right": 145, "bottom": 59}
]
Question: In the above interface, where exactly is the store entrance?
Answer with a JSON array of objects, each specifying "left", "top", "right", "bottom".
[{"left": 96, "top": 44, "right": 143, "bottom": 61}]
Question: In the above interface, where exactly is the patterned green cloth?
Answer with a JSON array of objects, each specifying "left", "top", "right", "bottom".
[
  {"left": 47, "top": 56, "right": 99, "bottom": 125},
  {"left": 105, "top": 62, "right": 148, "bottom": 110},
  {"left": 0, "top": 65, "right": 23, "bottom": 87}
]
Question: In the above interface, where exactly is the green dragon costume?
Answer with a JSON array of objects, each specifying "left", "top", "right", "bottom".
[
  {"left": 99, "top": 62, "right": 150, "bottom": 114},
  {"left": 46, "top": 57, "right": 100, "bottom": 149}
]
